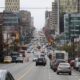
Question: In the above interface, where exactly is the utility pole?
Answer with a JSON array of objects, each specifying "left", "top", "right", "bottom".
[
  {"left": 0, "top": 13, "right": 4, "bottom": 62},
  {"left": 71, "top": 37, "right": 75, "bottom": 59}
]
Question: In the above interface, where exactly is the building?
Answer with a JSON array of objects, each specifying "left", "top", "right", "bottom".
[
  {"left": 45, "top": 11, "right": 51, "bottom": 29},
  {"left": 64, "top": 13, "right": 80, "bottom": 41},
  {"left": 52, "top": 1, "right": 58, "bottom": 34},
  {"left": 19, "top": 10, "right": 31, "bottom": 32},
  {"left": 19, "top": 10, "right": 33, "bottom": 44},
  {"left": 59, "top": 0, "right": 78, "bottom": 13},
  {"left": 5, "top": 0, "right": 20, "bottom": 12},
  {"left": 56, "top": 0, "right": 80, "bottom": 34},
  {"left": 45, "top": 11, "right": 54, "bottom": 32},
  {"left": 3, "top": 12, "right": 19, "bottom": 32}
]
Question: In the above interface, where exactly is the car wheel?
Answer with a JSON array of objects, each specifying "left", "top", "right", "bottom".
[
  {"left": 69, "top": 72, "right": 71, "bottom": 75},
  {"left": 76, "top": 68, "right": 78, "bottom": 71},
  {"left": 54, "top": 69, "right": 56, "bottom": 72},
  {"left": 36, "top": 64, "right": 38, "bottom": 66},
  {"left": 57, "top": 72, "right": 59, "bottom": 75}
]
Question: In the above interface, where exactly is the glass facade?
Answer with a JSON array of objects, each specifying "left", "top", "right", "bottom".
[{"left": 64, "top": 13, "right": 80, "bottom": 41}]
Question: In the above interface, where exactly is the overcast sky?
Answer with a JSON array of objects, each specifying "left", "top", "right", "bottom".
[{"left": 0, "top": 0, "right": 54, "bottom": 30}]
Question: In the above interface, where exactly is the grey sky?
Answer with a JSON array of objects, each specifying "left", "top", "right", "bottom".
[{"left": 0, "top": 0, "right": 53, "bottom": 30}]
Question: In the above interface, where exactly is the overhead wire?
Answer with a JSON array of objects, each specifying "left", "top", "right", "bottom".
[{"left": 0, "top": 7, "right": 51, "bottom": 9}]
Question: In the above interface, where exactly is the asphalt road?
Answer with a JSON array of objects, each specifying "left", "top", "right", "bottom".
[{"left": 0, "top": 61, "right": 80, "bottom": 80}]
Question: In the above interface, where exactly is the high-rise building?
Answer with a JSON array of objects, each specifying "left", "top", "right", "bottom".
[
  {"left": 3, "top": 12, "right": 19, "bottom": 31},
  {"left": 5, "top": 0, "right": 20, "bottom": 12},
  {"left": 45, "top": 11, "right": 53, "bottom": 30},
  {"left": 55, "top": 0, "right": 80, "bottom": 34},
  {"left": 64, "top": 13, "right": 80, "bottom": 41},
  {"left": 59, "top": 0, "right": 79, "bottom": 13},
  {"left": 52, "top": 1, "right": 58, "bottom": 34}
]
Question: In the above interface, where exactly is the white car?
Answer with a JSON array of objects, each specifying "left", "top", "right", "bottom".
[
  {"left": 4, "top": 56, "right": 12, "bottom": 63},
  {"left": 33, "top": 57, "right": 38, "bottom": 61},
  {"left": 16, "top": 55, "right": 23, "bottom": 63},
  {"left": 57, "top": 63, "right": 72, "bottom": 75},
  {"left": 0, "top": 70, "right": 15, "bottom": 80}
]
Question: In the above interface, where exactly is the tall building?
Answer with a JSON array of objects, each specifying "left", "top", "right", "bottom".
[
  {"left": 52, "top": 1, "right": 58, "bottom": 34},
  {"left": 45, "top": 11, "right": 54, "bottom": 30},
  {"left": 56, "top": 0, "right": 80, "bottom": 34},
  {"left": 59, "top": 0, "right": 78, "bottom": 13},
  {"left": 64, "top": 13, "right": 80, "bottom": 41},
  {"left": 3, "top": 12, "right": 19, "bottom": 32},
  {"left": 5, "top": 0, "right": 20, "bottom": 12}
]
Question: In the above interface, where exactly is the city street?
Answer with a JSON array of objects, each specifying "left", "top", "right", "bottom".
[{"left": 0, "top": 60, "right": 80, "bottom": 80}]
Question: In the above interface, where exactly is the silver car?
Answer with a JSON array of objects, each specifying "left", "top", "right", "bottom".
[
  {"left": 57, "top": 63, "right": 72, "bottom": 75},
  {"left": 0, "top": 70, "right": 15, "bottom": 80}
]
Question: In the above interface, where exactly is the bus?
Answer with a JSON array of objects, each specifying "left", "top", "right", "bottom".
[
  {"left": 50, "top": 50, "right": 68, "bottom": 71},
  {"left": 52, "top": 50, "right": 68, "bottom": 61}
]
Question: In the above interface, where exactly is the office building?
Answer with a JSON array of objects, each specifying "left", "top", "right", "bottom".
[
  {"left": 5, "top": 0, "right": 20, "bottom": 12},
  {"left": 64, "top": 13, "right": 80, "bottom": 41},
  {"left": 52, "top": 1, "right": 58, "bottom": 34}
]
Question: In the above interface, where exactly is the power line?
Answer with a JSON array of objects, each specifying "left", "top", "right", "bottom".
[{"left": 0, "top": 7, "right": 52, "bottom": 9}]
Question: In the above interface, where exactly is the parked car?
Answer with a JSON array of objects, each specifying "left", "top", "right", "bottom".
[
  {"left": 4, "top": 56, "right": 12, "bottom": 63},
  {"left": 36, "top": 57, "right": 46, "bottom": 66},
  {"left": 78, "top": 65, "right": 80, "bottom": 72},
  {"left": 57, "top": 63, "right": 72, "bottom": 75},
  {"left": 16, "top": 54, "right": 23, "bottom": 63},
  {"left": 0, "top": 70, "right": 15, "bottom": 80},
  {"left": 74, "top": 58, "right": 80, "bottom": 70},
  {"left": 50, "top": 59, "right": 65, "bottom": 72},
  {"left": 0, "top": 54, "right": 4, "bottom": 62},
  {"left": 11, "top": 52, "right": 19, "bottom": 62}
]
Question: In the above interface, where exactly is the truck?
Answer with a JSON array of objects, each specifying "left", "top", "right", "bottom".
[
  {"left": 52, "top": 50, "right": 68, "bottom": 61},
  {"left": 50, "top": 50, "right": 68, "bottom": 71}
]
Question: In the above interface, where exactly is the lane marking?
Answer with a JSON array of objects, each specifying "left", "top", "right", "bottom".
[
  {"left": 15, "top": 63, "right": 34, "bottom": 77},
  {"left": 17, "top": 65, "right": 34, "bottom": 80}
]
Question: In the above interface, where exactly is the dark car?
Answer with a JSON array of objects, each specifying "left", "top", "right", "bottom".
[
  {"left": 11, "top": 52, "right": 19, "bottom": 63},
  {"left": 50, "top": 59, "right": 65, "bottom": 72},
  {"left": 0, "top": 70, "right": 15, "bottom": 80},
  {"left": 36, "top": 57, "right": 46, "bottom": 66}
]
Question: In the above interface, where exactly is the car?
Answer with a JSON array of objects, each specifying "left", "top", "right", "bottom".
[
  {"left": 33, "top": 57, "right": 38, "bottom": 62},
  {"left": 0, "top": 70, "right": 15, "bottom": 80},
  {"left": 33, "top": 55, "right": 39, "bottom": 62},
  {"left": 16, "top": 54, "right": 23, "bottom": 63},
  {"left": 57, "top": 63, "right": 72, "bottom": 75},
  {"left": 78, "top": 65, "right": 80, "bottom": 72},
  {"left": 74, "top": 58, "right": 80, "bottom": 70},
  {"left": 4, "top": 56, "right": 12, "bottom": 63},
  {"left": 0, "top": 54, "right": 4, "bottom": 62},
  {"left": 50, "top": 59, "right": 65, "bottom": 72},
  {"left": 11, "top": 52, "right": 19, "bottom": 63},
  {"left": 36, "top": 57, "right": 46, "bottom": 66}
]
